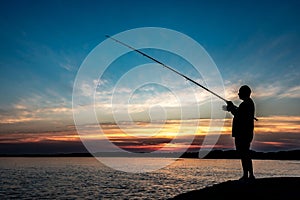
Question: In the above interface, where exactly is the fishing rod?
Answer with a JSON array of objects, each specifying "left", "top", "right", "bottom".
[
  {"left": 105, "top": 35, "right": 258, "bottom": 121},
  {"left": 105, "top": 35, "right": 227, "bottom": 102}
]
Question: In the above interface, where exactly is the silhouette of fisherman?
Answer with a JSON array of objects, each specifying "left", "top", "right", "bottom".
[{"left": 223, "top": 85, "right": 256, "bottom": 181}]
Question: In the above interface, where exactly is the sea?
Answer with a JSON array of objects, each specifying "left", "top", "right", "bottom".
[{"left": 1, "top": 157, "right": 300, "bottom": 199}]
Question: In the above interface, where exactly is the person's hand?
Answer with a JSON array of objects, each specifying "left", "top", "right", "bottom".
[
  {"left": 225, "top": 101, "right": 235, "bottom": 112},
  {"left": 222, "top": 105, "right": 228, "bottom": 111}
]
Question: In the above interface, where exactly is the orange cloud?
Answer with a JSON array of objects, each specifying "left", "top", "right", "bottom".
[{"left": 0, "top": 116, "right": 299, "bottom": 153}]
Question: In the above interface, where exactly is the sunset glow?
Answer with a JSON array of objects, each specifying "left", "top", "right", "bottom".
[
  {"left": 1, "top": 115, "right": 299, "bottom": 153},
  {"left": 0, "top": 1, "right": 299, "bottom": 155}
]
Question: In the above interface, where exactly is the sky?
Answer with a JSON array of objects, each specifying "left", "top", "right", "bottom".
[{"left": 0, "top": 0, "right": 300, "bottom": 154}]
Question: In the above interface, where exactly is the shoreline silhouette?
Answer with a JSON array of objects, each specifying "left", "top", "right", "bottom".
[
  {"left": 167, "top": 176, "right": 300, "bottom": 199},
  {"left": 0, "top": 149, "right": 299, "bottom": 160}
]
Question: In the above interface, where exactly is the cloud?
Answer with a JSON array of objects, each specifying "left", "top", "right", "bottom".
[
  {"left": 225, "top": 80, "right": 300, "bottom": 101},
  {"left": 278, "top": 86, "right": 300, "bottom": 98},
  {"left": 254, "top": 115, "right": 300, "bottom": 134},
  {"left": 0, "top": 116, "right": 299, "bottom": 153},
  {"left": 0, "top": 91, "right": 73, "bottom": 130},
  {"left": 0, "top": 129, "right": 78, "bottom": 143},
  {"left": 60, "top": 63, "right": 74, "bottom": 72},
  {"left": 252, "top": 84, "right": 282, "bottom": 99},
  {"left": 92, "top": 81, "right": 225, "bottom": 121}
]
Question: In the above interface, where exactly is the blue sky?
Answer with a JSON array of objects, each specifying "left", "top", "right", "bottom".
[{"left": 0, "top": 0, "right": 300, "bottom": 153}]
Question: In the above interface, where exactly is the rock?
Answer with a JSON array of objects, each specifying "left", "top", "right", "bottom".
[{"left": 168, "top": 177, "right": 300, "bottom": 199}]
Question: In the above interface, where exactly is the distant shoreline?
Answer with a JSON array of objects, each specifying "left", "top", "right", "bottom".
[{"left": 0, "top": 149, "right": 299, "bottom": 160}]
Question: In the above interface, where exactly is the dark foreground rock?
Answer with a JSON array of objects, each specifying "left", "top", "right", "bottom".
[{"left": 168, "top": 177, "right": 300, "bottom": 199}]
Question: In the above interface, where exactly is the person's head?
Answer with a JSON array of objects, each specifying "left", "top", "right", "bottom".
[{"left": 238, "top": 85, "right": 251, "bottom": 100}]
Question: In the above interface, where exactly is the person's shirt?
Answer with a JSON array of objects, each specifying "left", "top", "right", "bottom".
[{"left": 230, "top": 97, "right": 255, "bottom": 141}]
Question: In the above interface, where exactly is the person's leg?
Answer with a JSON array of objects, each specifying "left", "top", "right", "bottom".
[
  {"left": 240, "top": 157, "right": 248, "bottom": 178},
  {"left": 243, "top": 142, "right": 255, "bottom": 180},
  {"left": 235, "top": 138, "right": 248, "bottom": 180},
  {"left": 245, "top": 142, "right": 255, "bottom": 179},
  {"left": 247, "top": 153, "right": 255, "bottom": 179}
]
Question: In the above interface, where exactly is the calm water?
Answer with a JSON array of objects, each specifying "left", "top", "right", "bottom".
[{"left": 1, "top": 157, "right": 300, "bottom": 199}]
